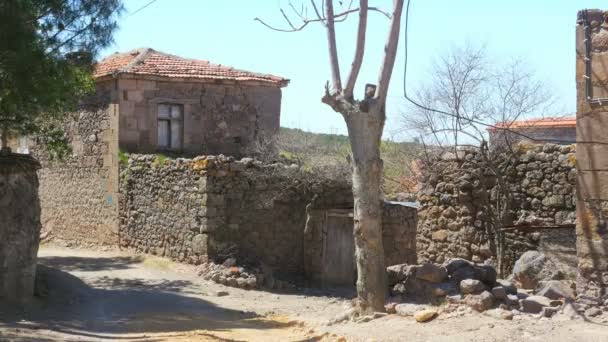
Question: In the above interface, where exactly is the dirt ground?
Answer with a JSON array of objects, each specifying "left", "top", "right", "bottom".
[{"left": 1, "top": 245, "right": 607, "bottom": 342}]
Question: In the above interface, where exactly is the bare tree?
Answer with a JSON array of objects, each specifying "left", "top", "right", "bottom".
[
  {"left": 257, "top": 0, "right": 404, "bottom": 313},
  {"left": 403, "top": 45, "right": 556, "bottom": 276},
  {"left": 403, "top": 44, "right": 555, "bottom": 148}
]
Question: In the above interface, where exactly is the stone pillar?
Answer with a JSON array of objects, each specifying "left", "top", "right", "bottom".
[
  {"left": 0, "top": 150, "right": 41, "bottom": 303},
  {"left": 575, "top": 9, "right": 608, "bottom": 301}
]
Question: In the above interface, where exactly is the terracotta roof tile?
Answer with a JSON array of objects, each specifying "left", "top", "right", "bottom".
[
  {"left": 489, "top": 117, "right": 576, "bottom": 131},
  {"left": 94, "top": 48, "right": 289, "bottom": 87}
]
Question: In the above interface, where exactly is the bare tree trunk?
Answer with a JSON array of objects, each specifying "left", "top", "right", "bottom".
[
  {"left": 346, "top": 105, "right": 387, "bottom": 314},
  {"left": 257, "top": 0, "right": 403, "bottom": 314}
]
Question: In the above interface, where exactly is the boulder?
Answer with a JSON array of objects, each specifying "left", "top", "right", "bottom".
[
  {"left": 460, "top": 279, "right": 486, "bottom": 294},
  {"left": 535, "top": 280, "right": 575, "bottom": 300},
  {"left": 452, "top": 266, "right": 477, "bottom": 283},
  {"left": 414, "top": 309, "right": 438, "bottom": 322},
  {"left": 505, "top": 294, "right": 519, "bottom": 306},
  {"left": 464, "top": 291, "right": 495, "bottom": 312},
  {"left": 512, "top": 251, "right": 557, "bottom": 289},
  {"left": 521, "top": 295, "right": 553, "bottom": 313},
  {"left": 429, "top": 282, "right": 458, "bottom": 297},
  {"left": 473, "top": 265, "right": 497, "bottom": 286},
  {"left": 496, "top": 279, "right": 517, "bottom": 295},
  {"left": 442, "top": 258, "right": 474, "bottom": 274},
  {"left": 491, "top": 286, "right": 507, "bottom": 300},
  {"left": 416, "top": 264, "right": 448, "bottom": 283},
  {"left": 387, "top": 264, "right": 411, "bottom": 286}
]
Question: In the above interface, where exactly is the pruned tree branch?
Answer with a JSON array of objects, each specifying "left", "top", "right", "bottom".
[
  {"left": 254, "top": 5, "right": 390, "bottom": 33},
  {"left": 325, "top": 0, "right": 343, "bottom": 93},
  {"left": 343, "top": 0, "right": 368, "bottom": 99},
  {"left": 374, "top": 0, "right": 404, "bottom": 103}
]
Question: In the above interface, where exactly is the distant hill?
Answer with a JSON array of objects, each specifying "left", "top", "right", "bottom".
[{"left": 277, "top": 127, "right": 422, "bottom": 196}]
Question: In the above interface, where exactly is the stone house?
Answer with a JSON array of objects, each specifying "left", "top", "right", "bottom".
[
  {"left": 31, "top": 48, "right": 288, "bottom": 247},
  {"left": 94, "top": 47, "right": 289, "bottom": 156},
  {"left": 488, "top": 117, "right": 576, "bottom": 146}
]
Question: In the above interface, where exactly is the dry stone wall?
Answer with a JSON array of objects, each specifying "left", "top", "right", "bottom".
[
  {"left": 120, "top": 155, "right": 418, "bottom": 282},
  {"left": 31, "top": 83, "right": 119, "bottom": 246},
  {"left": 416, "top": 144, "right": 576, "bottom": 273},
  {"left": 119, "top": 155, "right": 353, "bottom": 273}
]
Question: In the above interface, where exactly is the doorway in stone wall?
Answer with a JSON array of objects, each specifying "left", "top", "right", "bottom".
[{"left": 322, "top": 209, "right": 356, "bottom": 286}]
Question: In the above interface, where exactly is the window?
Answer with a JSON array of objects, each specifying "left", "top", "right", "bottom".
[{"left": 157, "top": 104, "right": 183, "bottom": 150}]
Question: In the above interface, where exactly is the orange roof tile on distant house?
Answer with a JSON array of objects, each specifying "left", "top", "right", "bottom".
[
  {"left": 93, "top": 48, "right": 289, "bottom": 87},
  {"left": 488, "top": 117, "right": 576, "bottom": 131}
]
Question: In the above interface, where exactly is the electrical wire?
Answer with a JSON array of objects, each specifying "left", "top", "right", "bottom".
[{"left": 126, "top": 0, "right": 159, "bottom": 18}]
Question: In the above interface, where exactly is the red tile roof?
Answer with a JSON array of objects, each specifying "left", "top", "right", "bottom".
[
  {"left": 488, "top": 117, "right": 576, "bottom": 131},
  {"left": 94, "top": 48, "right": 289, "bottom": 87}
]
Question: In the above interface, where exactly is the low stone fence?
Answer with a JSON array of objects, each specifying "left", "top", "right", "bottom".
[
  {"left": 416, "top": 144, "right": 576, "bottom": 273},
  {"left": 119, "top": 154, "right": 418, "bottom": 283}
]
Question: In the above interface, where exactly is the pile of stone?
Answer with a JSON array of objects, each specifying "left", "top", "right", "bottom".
[
  {"left": 196, "top": 257, "right": 295, "bottom": 291},
  {"left": 386, "top": 256, "right": 592, "bottom": 321}
]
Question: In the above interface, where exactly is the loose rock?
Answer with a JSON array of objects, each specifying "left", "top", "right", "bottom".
[
  {"left": 535, "top": 280, "right": 575, "bottom": 300},
  {"left": 414, "top": 309, "right": 438, "bottom": 322},
  {"left": 416, "top": 264, "right": 448, "bottom": 283},
  {"left": 460, "top": 279, "right": 486, "bottom": 294},
  {"left": 464, "top": 291, "right": 495, "bottom": 312},
  {"left": 521, "top": 295, "right": 552, "bottom": 313}
]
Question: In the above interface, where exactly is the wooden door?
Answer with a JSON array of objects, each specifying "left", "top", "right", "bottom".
[{"left": 322, "top": 209, "right": 356, "bottom": 286}]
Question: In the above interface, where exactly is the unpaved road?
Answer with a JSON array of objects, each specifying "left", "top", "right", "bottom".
[{"left": 1, "top": 245, "right": 607, "bottom": 342}]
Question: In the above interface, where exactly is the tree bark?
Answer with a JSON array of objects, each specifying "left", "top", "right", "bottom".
[
  {"left": 319, "top": 0, "right": 403, "bottom": 315},
  {"left": 346, "top": 103, "right": 387, "bottom": 314}
]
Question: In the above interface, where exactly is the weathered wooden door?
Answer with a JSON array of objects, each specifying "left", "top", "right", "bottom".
[{"left": 322, "top": 209, "right": 356, "bottom": 286}]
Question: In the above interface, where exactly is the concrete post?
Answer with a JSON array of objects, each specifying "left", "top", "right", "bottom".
[
  {"left": 575, "top": 9, "right": 608, "bottom": 302},
  {"left": 0, "top": 150, "right": 41, "bottom": 303}
]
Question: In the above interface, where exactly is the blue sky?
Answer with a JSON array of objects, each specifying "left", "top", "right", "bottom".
[{"left": 102, "top": 0, "right": 606, "bottom": 139}]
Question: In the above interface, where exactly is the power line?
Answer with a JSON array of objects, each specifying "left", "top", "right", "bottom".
[
  {"left": 400, "top": 0, "right": 583, "bottom": 146},
  {"left": 125, "top": 0, "right": 159, "bottom": 18}
]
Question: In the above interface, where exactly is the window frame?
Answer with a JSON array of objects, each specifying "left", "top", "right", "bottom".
[{"left": 156, "top": 103, "right": 184, "bottom": 152}]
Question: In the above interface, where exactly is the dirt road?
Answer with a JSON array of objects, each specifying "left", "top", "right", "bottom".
[{"left": 1, "top": 245, "right": 607, "bottom": 342}]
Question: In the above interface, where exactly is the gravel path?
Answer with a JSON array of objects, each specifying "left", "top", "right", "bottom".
[{"left": 1, "top": 245, "right": 607, "bottom": 342}]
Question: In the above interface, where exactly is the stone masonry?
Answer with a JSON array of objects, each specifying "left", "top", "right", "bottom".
[
  {"left": 576, "top": 9, "right": 608, "bottom": 300},
  {"left": 119, "top": 154, "right": 417, "bottom": 283},
  {"left": 115, "top": 78, "right": 282, "bottom": 157},
  {"left": 416, "top": 144, "right": 577, "bottom": 274},
  {"left": 0, "top": 152, "right": 41, "bottom": 303},
  {"left": 31, "top": 81, "right": 120, "bottom": 246}
]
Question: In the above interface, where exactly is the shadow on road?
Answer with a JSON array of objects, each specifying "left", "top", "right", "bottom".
[
  {"left": 0, "top": 255, "right": 298, "bottom": 341},
  {"left": 39, "top": 255, "right": 144, "bottom": 272}
]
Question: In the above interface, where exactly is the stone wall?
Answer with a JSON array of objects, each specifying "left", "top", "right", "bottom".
[
  {"left": 31, "top": 81, "right": 120, "bottom": 245},
  {"left": 0, "top": 153, "right": 41, "bottom": 303},
  {"left": 116, "top": 76, "right": 282, "bottom": 157},
  {"left": 119, "top": 154, "right": 417, "bottom": 282},
  {"left": 575, "top": 9, "right": 608, "bottom": 300},
  {"left": 416, "top": 144, "right": 576, "bottom": 273}
]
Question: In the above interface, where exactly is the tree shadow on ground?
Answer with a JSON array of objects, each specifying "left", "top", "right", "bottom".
[
  {"left": 0, "top": 261, "right": 297, "bottom": 341},
  {"left": 38, "top": 255, "right": 144, "bottom": 272}
]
